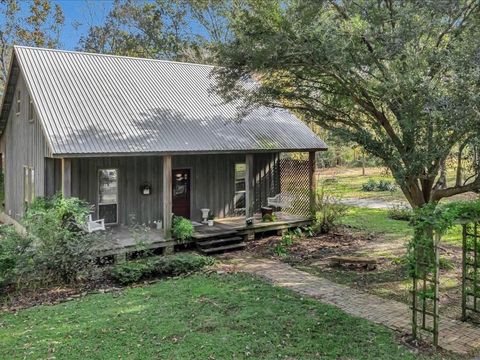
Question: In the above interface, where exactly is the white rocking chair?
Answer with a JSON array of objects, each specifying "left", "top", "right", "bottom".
[
  {"left": 86, "top": 214, "right": 105, "bottom": 233},
  {"left": 267, "top": 193, "right": 295, "bottom": 209}
]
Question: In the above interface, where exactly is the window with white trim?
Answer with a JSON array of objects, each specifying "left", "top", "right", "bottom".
[
  {"left": 28, "top": 95, "right": 34, "bottom": 122},
  {"left": 16, "top": 90, "right": 21, "bottom": 115},
  {"left": 23, "top": 166, "right": 35, "bottom": 206},
  {"left": 234, "top": 163, "right": 246, "bottom": 212},
  {"left": 98, "top": 169, "right": 118, "bottom": 224}
]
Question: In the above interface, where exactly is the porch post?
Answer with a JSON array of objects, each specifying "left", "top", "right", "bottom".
[
  {"left": 61, "top": 158, "right": 71, "bottom": 198},
  {"left": 163, "top": 155, "right": 173, "bottom": 241},
  {"left": 245, "top": 154, "right": 254, "bottom": 218},
  {"left": 308, "top": 151, "right": 317, "bottom": 218}
]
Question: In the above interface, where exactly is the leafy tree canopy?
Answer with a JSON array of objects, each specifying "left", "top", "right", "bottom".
[
  {"left": 0, "top": 0, "right": 64, "bottom": 91},
  {"left": 78, "top": 0, "right": 234, "bottom": 63},
  {"left": 214, "top": 0, "right": 480, "bottom": 207}
]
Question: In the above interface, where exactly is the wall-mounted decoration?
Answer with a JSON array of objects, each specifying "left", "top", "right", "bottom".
[{"left": 140, "top": 182, "right": 152, "bottom": 195}]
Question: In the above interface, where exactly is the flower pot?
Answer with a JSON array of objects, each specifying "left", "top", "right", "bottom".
[
  {"left": 201, "top": 208, "right": 210, "bottom": 224},
  {"left": 207, "top": 220, "right": 214, "bottom": 227}
]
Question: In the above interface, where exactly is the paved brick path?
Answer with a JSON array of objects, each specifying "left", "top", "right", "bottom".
[{"left": 233, "top": 256, "right": 480, "bottom": 355}]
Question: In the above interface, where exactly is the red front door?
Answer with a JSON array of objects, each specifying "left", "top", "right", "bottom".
[{"left": 172, "top": 169, "right": 191, "bottom": 219}]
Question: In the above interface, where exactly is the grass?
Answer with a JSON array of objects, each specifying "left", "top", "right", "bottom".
[
  {"left": 342, "top": 206, "right": 463, "bottom": 246},
  {"left": 0, "top": 273, "right": 449, "bottom": 359},
  {"left": 319, "top": 168, "right": 404, "bottom": 201},
  {"left": 318, "top": 166, "right": 475, "bottom": 204},
  {"left": 342, "top": 207, "right": 413, "bottom": 239}
]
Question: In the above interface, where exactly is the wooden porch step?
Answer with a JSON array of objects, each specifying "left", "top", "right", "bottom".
[
  {"left": 197, "top": 236, "right": 243, "bottom": 248},
  {"left": 192, "top": 229, "right": 238, "bottom": 240},
  {"left": 199, "top": 242, "right": 247, "bottom": 254}
]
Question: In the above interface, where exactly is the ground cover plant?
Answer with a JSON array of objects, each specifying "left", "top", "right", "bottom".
[
  {"left": 110, "top": 252, "right": 214, "bottom": 285},
  {"left": 0, "top": 273, "right": 455, "bottom": 359}
]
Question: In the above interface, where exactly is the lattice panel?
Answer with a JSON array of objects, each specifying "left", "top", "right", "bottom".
[
  {"left": 462, "top": 223, "right": 480, "bottom": 321},
  {"left": 279, "top": 155, "right": 310, "bottom": 218},
  {"left": 411, "top": 234, "right": 440, "bottom": 347}
]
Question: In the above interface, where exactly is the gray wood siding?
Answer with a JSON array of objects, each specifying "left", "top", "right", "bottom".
[
  {"left": 1, "top": 73, "right": 51, "bottom": 219},
  {"left": 67, "top": 153, "right": 279, "bottom": 226}
]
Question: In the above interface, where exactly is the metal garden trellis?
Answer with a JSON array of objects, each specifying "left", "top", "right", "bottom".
[{"left": 411, "top": 216, "right": 480, "bottom": 347}]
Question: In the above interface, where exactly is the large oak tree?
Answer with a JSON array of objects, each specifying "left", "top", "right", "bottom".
[{"left": 214, "top": 0, "right": 480, "bottom": 208}]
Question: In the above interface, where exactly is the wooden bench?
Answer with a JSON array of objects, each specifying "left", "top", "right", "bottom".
[{"left": 329, "top": 256, "right": 377, "bottom": 270}]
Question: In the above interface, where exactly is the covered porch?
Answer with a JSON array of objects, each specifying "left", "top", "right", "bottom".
[
  {"left": 54, "top": 150, "right": 318, "bottom": 255},
  {"left": 93, "top": 211, "right": 312, "bottom": 257}
]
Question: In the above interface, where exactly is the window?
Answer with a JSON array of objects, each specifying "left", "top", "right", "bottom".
[
  {"left": 98, "top": 169, "right": 118, "bottom": 224},
  {"left": 23, "top": 166, "right": 35, "bottom": 206},
  {"left": 234, "top": 163, "right": 246, "bottom": 212},
  {"left": 16, "top": 90, "right": 21, "bottom": 115},
  {"left": 28, "top": 96, "right": 34, "bottom": 122}
]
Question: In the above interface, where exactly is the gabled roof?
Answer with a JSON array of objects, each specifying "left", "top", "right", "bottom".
[{"left": 0, "top": 46, "right": 326, "bottom": 156}]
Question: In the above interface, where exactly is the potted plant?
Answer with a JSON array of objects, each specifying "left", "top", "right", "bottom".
[{"left": 207, "top": 213, "right": 215, "bottom": 227}]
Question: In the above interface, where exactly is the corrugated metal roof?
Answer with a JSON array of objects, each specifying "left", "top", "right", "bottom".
[{"left": 5, "top": 46, "right": 326, "bottom": 156}]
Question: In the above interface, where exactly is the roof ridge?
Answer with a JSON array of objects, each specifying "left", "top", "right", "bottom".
[{"left": 13, "top": 45, "right": 215, "bottom": 69}]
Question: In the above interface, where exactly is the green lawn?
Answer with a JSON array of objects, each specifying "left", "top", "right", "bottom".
[
  {"left": 319, "top": 166, "right": 474, "bottom": 204},
  {"left": 342, "top": 206, "right": 463, "bottom": 246},
  {"left": 0, "top": 273, "right": 448, "bottom": 359},
  {"left": 320, "top": 168, "right": 405, "bottom": 201}
]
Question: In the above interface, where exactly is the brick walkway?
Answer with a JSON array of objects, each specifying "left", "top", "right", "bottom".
[{"left": 233, "top": 256, "right": 480, "bottom": 355}]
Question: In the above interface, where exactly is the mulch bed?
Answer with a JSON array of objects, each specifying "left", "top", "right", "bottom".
[
  {"left": 0, "top": 276, "right": 121, "bottom": 313},
  {"left": 246, "top": 226, "right": 374, "bottom": 263}
]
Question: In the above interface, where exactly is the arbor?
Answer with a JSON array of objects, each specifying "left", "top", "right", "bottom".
[
  {"left": 0, "top": 0, "right": 64, "bottom": 91},
  {"left": 214, "top": 0, "right": 480, "bottom": 208}
]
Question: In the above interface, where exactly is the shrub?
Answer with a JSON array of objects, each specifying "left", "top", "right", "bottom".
[
  {"left": 387, "top": 204, "right": 412, "bottom": 221},
  {"left": 0, "top": 226, "right": 33, "bottom": 289},
  {"left": 110, "top": 258, "right": 157, "bottom": 285},
  {"left": 361, "top": 179, "right": 377, "bottom": 192},
  {"left": 361, "top": 179, "right": 396, "bottom": 192},
  {"left": 313, "top": 188, "right": 348, "bottom": 234},
  {"left": 274, "top": 229, "right": 304, "bottom": 256},
  {"left": 110, "top": 253, "right": 214, "bottom": 285},
  {"left": 171, "top": 216, "right": 194, "bottom": 242},
  {"left": 262, "top": 213, "right": 277, "bottom": 222},
  {"left": 377, "top": 180, "right": 396, "bottom": 191},
  {"left": 22, "top": 195, "right": 99, "bottom": 284}
]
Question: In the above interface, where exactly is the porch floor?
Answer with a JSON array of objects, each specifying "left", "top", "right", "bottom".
[{"left": 93, "top": 212, "right": 311, "bottom": 256}]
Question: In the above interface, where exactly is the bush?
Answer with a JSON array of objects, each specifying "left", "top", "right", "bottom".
[
  {"left": 361, "top": 179, "right": 396, "bottom": 192},
  {"left": 377, "top": 180, "right": 396, "bottom": 191},
  {"left": 361, "top": 179, "right": 377, "bottom": 192},
  {"left": 0, "top": 226, "right": 33, "bottom": 289},
  {"left": 110, "top": 258, "right": 157, "bottom": 285},
  {"left": 262, "top": 213, "right": 277, "bottom": 222},
  {"left": 313, "top": 188, "right": 348, "bottom": 234},
  {"left": 110, "top": 253, "right": 215, "bottom": 285},
  {"left": 22, "top": 195, "right": 99, "bottom": 284},
  {"left": 171, "top": 216, "right": 194, "bottom": 242},
  {"left": 387, "top": 204, "right": 412, "bottom": 221}
]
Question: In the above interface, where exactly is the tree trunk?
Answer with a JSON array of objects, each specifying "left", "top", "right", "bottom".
[
  {"left": 438, "top": 160, "right": 447, "bottom": 189},
  {"left": 361, "top": 151, "right": 365, "bottom": 176}
]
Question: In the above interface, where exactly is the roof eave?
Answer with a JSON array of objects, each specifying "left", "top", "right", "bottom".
[{"left": 50, "top": 147, "right": 328, "bottom": 158}]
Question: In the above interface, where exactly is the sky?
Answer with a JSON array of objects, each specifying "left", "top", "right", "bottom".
[{"left": 56, "top": 0, "right": 114, "bottom": 50}]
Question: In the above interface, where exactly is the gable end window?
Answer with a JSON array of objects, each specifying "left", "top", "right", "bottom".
[
  {"left": 28, "top": 96, "right": 35, "bottom": 122},
  {"left": 16, "top": 90, "right": 21, "bottom": 115}
]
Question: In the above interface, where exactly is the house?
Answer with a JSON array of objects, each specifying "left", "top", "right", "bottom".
[{"left": 0, "top": 46, "right": 326, "bottom": 253}]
